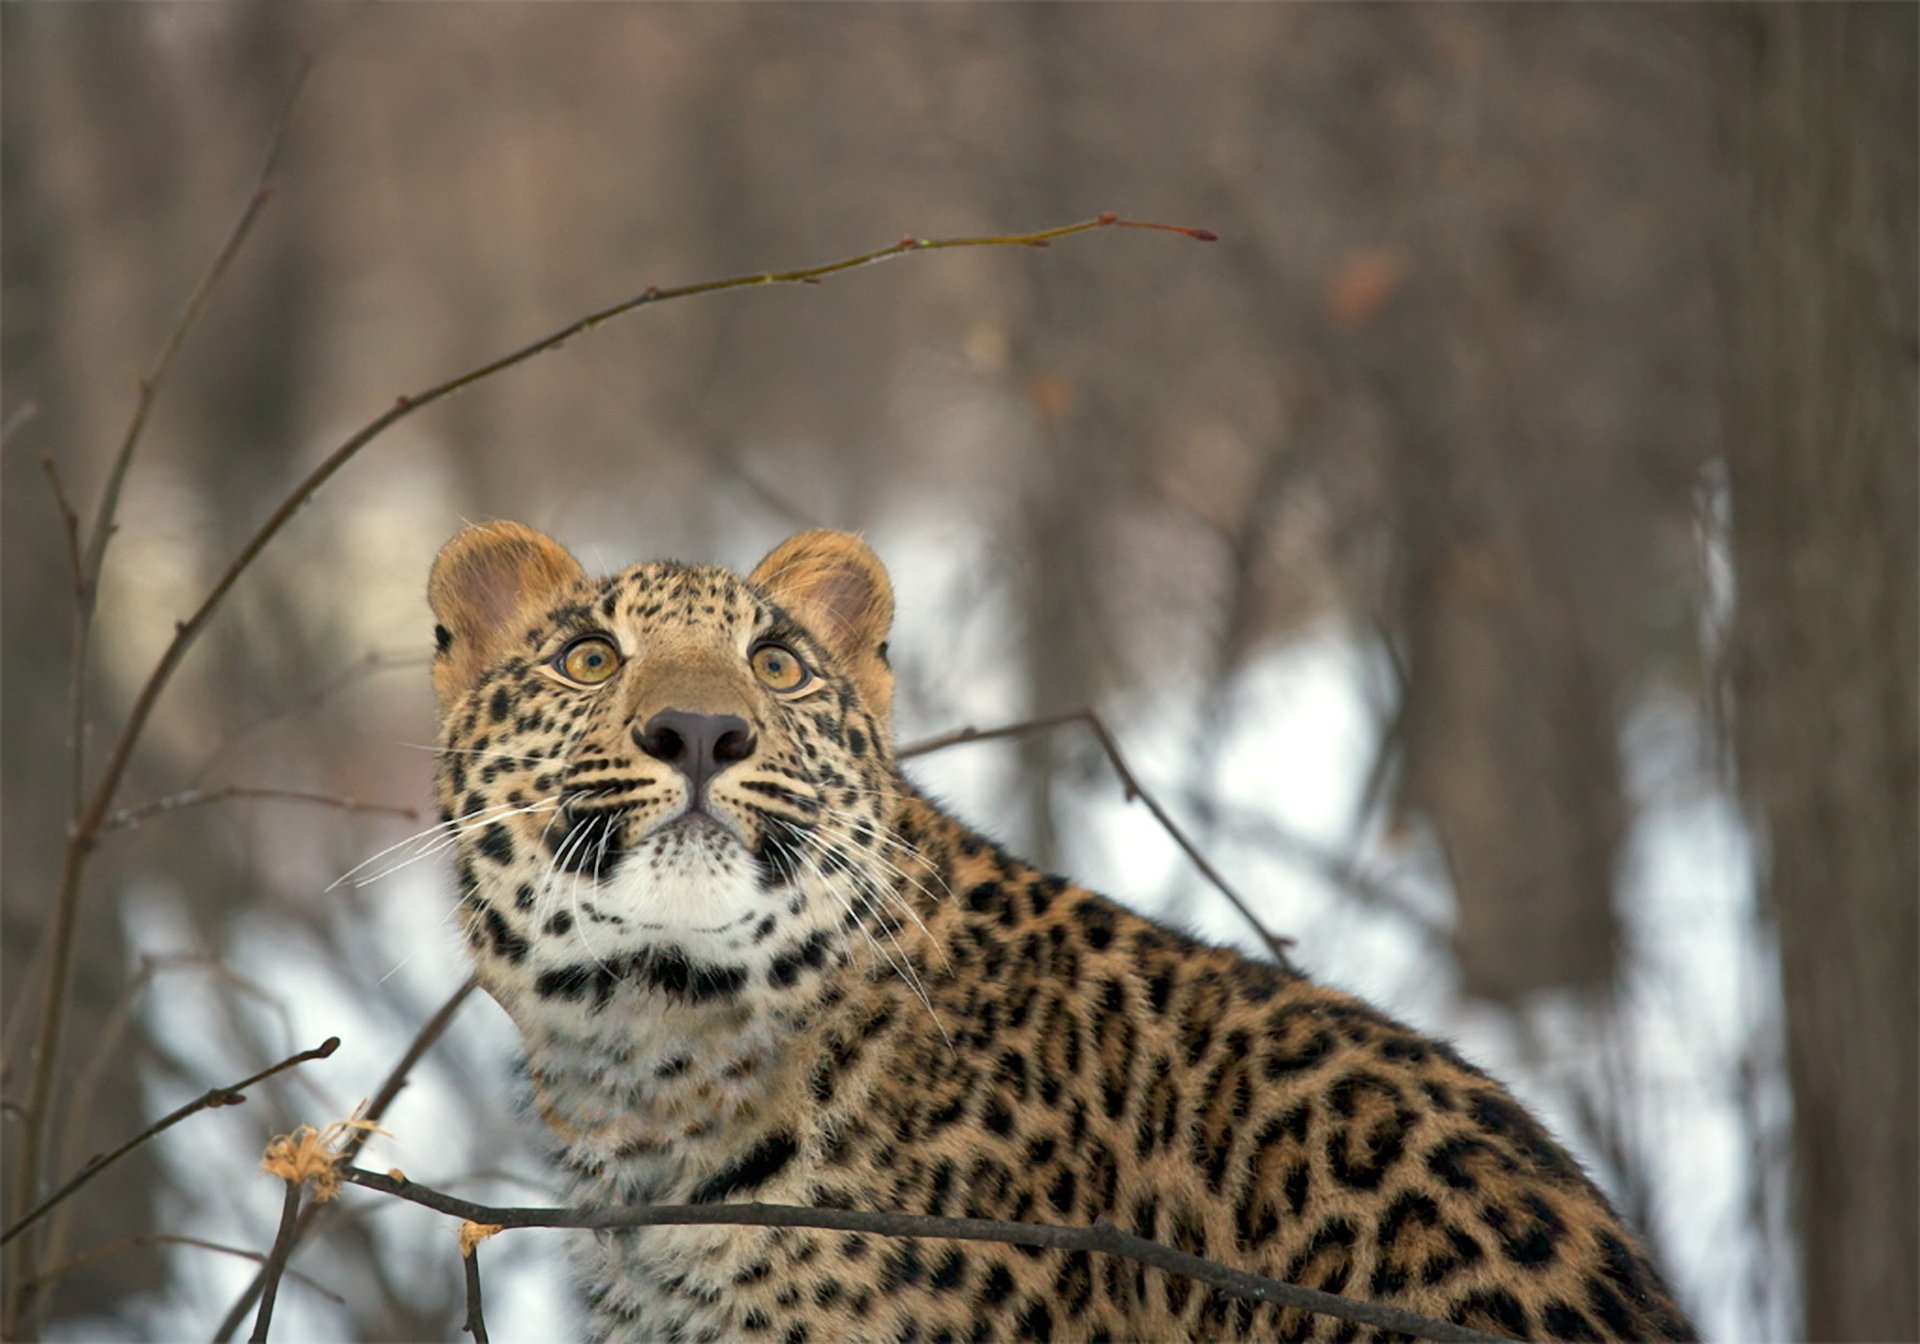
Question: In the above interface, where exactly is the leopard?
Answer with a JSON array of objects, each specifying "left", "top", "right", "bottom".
[{"left": 426, "top": 520, "right": 1696, "bottom": 1343}]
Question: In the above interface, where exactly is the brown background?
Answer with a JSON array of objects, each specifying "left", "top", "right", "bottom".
[{"left": 2, "top": 6, "right": 1912, "bottom": 1340}]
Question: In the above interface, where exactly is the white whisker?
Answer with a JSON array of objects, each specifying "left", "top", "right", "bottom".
[
  {"left": 329, "top": 796, "right": 558, "bottom": 892},
  {"left": 786, "top": 835, "right": 945, "bottom": 1042},
  {"left": 395, "top": 740, "right": 556, "bottom": 765},
  {"left": 784, "top": 825, "right": 947, "bottom": 1042}
]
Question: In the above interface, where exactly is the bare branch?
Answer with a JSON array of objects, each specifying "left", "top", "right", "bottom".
[
  {"left": 15, "top": 210, "right": 1212, "bottom": 1333},
  {"left": 39, "top": 457, "right": 83, "bottom": 599},
  {"left": 1, "top": 1037, "right": 339, "bottom": 1248},
  {"left": 900, "top": 710, "right": 1298, "bottom": 967},
  {"left": 212, "top": 980, "right": 478, "bottom": 1342},
  {"left": 102, "top": 787, "right": 419, "bottom": 835},
  {"left": 43, "top": 450, "right": 89, "bottom": 858},
  {"left": 1210, "top": 802, "right": 1447, "bottom": 941},
  {"left": 461, "top": 1234, "right": 490, "bottom": 1344},
  {"left": 246, "top": 1181, "right": 305, "bottom": 1344},
  {"left": 4, "top": 61, "right": 312, "bottom": 1330},
  {"left": 40, "top": 955, "right": 295, "bottom": 1282},
  {"left": 347, "top": 980, "right": 478, "bottom": 1161},
  {"left": 339, "top": 1167, "right": 1505, "bottom": 1344},
  {"left": 81, "top": 211, "right": 1212, "bottom": 861},
  {"left": 79, "top": 54, "right": 311, "bottom": 597},
  {"left": 897, "top": 709, "right": 1097, "bottom": 760}
]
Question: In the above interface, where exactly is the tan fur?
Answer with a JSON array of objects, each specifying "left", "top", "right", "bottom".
[
  {"left": 428, "top": 521, "right": 586, "bottom": 709},
  {"left": 748, "top": 530, "right": 895, "bottom": 737}
]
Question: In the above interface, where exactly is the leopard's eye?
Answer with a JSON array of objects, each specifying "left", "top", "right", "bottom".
[
  {"left": 750, "top": 642, "right": 811, "bottom": 693},
  {"left": 556, "top": 635, "right": 621, "bottom": 686}
]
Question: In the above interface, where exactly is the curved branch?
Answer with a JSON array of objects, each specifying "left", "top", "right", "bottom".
[
  {"left": 900, "top": 709, "right": 1297, "bottom": 967},
  {"left": 212, "top": 980, "right": 478, "bottom": 1342},
  {"left": 336, "top": 1167, "right": 1507, "bottom": 1344},
  {"left": 0, "top": 1037, "right": 339, "bottom": 1247},
  {"left": 246, "top": 1181, "right": 304, "bottom": 1344},
  {"left": 101, "top": 787, "right": 418, "bottom": 834},
  {"left": 4, "top": 61, "right": 313, "bottom": 1332},
  {"left": 461, "top": 1237, "right": 490, "bottom": 1343},
  {"left": 76, "top": 212, "right": 1209, "bottom": 854}
]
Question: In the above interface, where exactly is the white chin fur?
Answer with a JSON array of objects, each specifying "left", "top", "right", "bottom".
[{"left": 554, "top": 819, "right": 766, "bottom": 957}]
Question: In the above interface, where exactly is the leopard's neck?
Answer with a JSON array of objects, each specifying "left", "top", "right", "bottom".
[{"left": 516, "top": 778, "right": 956, "bottom": 1194}]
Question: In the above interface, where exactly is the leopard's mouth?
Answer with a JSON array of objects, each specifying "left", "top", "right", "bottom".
[
  {"left": 658, "top": 805, "right": 742, "bottom": 839},
  {"left": 549, "top": 793, "right": 755, "bottom": 878},
  {"left": 642, "top": 802, "right": 753, "bottom": 855}
]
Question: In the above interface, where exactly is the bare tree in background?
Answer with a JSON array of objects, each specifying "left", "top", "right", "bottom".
[{"left": 1727, "top": 8, "right": 1919, "bottom": 1340}]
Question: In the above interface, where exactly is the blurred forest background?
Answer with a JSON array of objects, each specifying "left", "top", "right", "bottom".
[{"left": 2, "top": 6, "right": 1913, "bottom": 1341}]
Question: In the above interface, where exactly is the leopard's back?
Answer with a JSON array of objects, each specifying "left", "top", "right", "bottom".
[{"left": 735, "top": 796, "right": 1695, "bottom": 1343}]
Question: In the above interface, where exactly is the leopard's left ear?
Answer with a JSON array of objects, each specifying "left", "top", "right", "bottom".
[{"left": 749, "top": 530, "right": 894, "bottom": 732}]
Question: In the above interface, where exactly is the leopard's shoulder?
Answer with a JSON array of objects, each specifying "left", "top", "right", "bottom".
[{"left": 792, "top": 791, "right": 1699, "bottom": 1342}]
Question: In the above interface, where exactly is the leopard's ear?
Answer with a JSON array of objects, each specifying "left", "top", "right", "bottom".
[
  {"left": 749, "top": 530, "right": 895, "bottom": 732},
  {"left": 429, "top": 521, "right": 585, "bottom": 709}
]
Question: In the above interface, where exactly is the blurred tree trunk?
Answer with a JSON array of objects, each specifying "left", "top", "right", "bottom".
[
  {"left": 1007, "top": 3, "right": 1112, "bottom": 871},
  {"left": 1728, "top": 8, "right": 1918, "bottom": 1340},
  {"left": 0, "top": 7, "right": 179, "bottom": 1320},
  {"left": 1393, "top": 480, "right": 1627, "bottom": 1001}
]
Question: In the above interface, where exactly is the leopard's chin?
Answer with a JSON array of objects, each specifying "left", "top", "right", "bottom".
[{"left": 577, "top": 823, "right": 768, "bottom": 952}]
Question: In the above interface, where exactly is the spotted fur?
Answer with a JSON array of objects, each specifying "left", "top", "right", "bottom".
[{"left": 427, "top": 523, "right": 1696, "bottom": 1343}]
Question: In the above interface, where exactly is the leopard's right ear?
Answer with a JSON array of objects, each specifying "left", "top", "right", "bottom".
[{"left": 429, "top": 521, "right": 585, "bottom": 709}]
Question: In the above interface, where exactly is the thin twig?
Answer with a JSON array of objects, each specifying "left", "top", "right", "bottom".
[
  {"left": 40, "top": 457, "right": 83, "bottom": 598},
  {"left": 1209, "top": 803, "right": 1448, "bottom": 942},
  {"left": 41, "top": 954, "right": 295, "bottom": 1283},
  {"left": 102, "top": 787, "right": 418, "bottom": 835},
  {"left": 246, "top": 1180, "right": 304, "bottom": 1344},
  {"left": 79, "top": 55, "right": 311, "bottom": 597},
  {"left": 461, "top": 1237, "right": 490, "bottom": 1344},
  {"left": 897, "top": 709, "right": 1096, "bottom": 759},
  {"left": 1, "top": 1037, "right": 338, "bottom": 1247},
  {"left": 27, "top": 1234, "right": 343, "bottom": 1306},
  {"left": 4, "top": 60, "right": 313, "bottom": 1332},
  {"left": 355, "top": 981, "right": 477, "bottom": 1132},
  {"left": 80, "top": 212, "right": 1211, "bottom": 864},
  {"left": 340, "top": 1167, "right": 1505, "bottom": 1344},
  {"left": 900, "top": 709, "right": 1297, "bottom": 966},
  {"left": 212, "top": 980, "right": 477, "bottom": 1342},
  {"left": 44, "top": 451, "right": 88, "bottom": 907}
]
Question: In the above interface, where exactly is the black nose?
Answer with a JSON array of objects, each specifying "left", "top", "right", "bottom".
[{"left": 635, "top": 710, "right": 756, "bottom": 806}]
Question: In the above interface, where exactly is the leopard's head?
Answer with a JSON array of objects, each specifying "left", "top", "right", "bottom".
[{"left": 428, "top": 523, "right": 904, "bottom": 1032}]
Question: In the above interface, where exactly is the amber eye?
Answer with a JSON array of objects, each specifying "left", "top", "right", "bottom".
[
  {"left": 750, "top": 642, "right": 811, "bottom": 693},
  {"left": 556, "top": 635, "right": 621, "bottom": 685}
]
